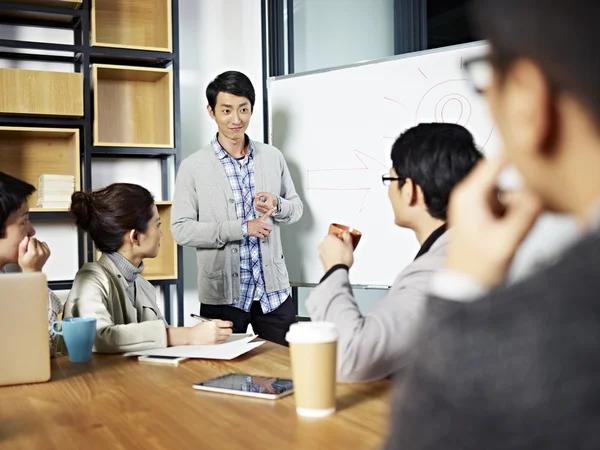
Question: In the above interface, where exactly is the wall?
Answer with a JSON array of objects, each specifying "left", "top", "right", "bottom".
[
  {"left": 293, "top": 0, "right": 395, "bottom": 73},
  {"left": 178, "top": 0, "right": 264, "bottom": 324}
]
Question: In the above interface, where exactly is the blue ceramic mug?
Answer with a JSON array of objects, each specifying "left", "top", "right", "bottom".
[{"left": 51, "top": 317, "right": 96, "bottom": 363}]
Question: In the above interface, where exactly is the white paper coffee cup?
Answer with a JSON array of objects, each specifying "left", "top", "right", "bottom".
[{"left": 286, "top": 322, "right": 338, "bottom": 417}]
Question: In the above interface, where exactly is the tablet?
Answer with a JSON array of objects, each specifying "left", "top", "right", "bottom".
[{"left": 193, "top": 373, "right": 294, "bottom": 400}]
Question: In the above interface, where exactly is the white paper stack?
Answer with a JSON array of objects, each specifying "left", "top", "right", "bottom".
[
  {"left": 123, "top": 335, "right": 265, "bottom": 360},
  {"left": 37, "top": 174, "right": 75, "bottom": 209}
]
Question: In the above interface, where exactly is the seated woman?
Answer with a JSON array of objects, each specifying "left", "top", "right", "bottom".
[
  {"left": 0, "top": 171, "right": 62, "bottom": 357},
  {"left": 64, "top": 183, "right": 233, "bottom": 353}
]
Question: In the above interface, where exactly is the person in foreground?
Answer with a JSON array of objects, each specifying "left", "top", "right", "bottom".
[
  {"left": 64, "top": 183, "right": 233, "bottom": 354},
  {"left": 0, "top": 172, "right": 62, "bottom": 357},
  {"left": 306, "top": 123, "right": 482, "bottom": 382},
  {"left": 386, "top": 0, "right": 600, "bottom": 448},
  {"left": 171, "top": 71, "right": 303, "bottom": 346}
]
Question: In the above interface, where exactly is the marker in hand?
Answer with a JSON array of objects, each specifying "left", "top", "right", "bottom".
[{"left": 254, "top": 192, "right": 277, "bottom": 215}]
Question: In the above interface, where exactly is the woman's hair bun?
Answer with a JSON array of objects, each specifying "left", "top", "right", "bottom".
[{"left": 70, "top": 191, "right": 95, "bottom": 231}]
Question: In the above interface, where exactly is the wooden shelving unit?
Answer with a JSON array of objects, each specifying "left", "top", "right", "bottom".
[
  {"left": 91, "top": 0, "right": 172, "bottom": 52},
  {"left": 0, "top": 0, "right": 183, "bottom": 326},
  {"left": 93, "top": 64, "right": 173, "bottom": 147},
  {"left": 0, "top": 68, "right": 83, "bottom": 117},
  {"left": 0, "top": 126, "right": 80, "bottom": 211}
]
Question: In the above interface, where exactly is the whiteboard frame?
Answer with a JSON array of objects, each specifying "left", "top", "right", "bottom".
[
  {"left": 290, "top": 282, "right": 390, "bottom": 289},
  {"left": 267, "top": 40, "right": 487, "bottom": 86},
  {"left": 268, "top": 40, "right": 488, "bottom": 290}
]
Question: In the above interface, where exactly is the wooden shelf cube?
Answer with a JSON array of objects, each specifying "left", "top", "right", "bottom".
[
  {"left": 93, "top": 64, "right": 173, "bottom": 148},
  {"left": 91, "top": 0, "right": 172, "bottom": 52},
  {"left": 143, "top": 201, "right": 177, "bottom": 280},
  {"left": 94, "top": 201, "right": 177, "bottom": 280},
  {"left": 0, "top": 127, "right": 81, "bottom": 212},
  {"left": 0, "top": 68, "right": 83, "bottom": 117}
]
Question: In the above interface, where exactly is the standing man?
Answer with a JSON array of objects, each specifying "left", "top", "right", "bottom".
[{"left": 171, "top": 71, "right": 303, "bottom": 346}]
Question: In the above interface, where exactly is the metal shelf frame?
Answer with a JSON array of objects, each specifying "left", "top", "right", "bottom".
[{"left": 0, "top": 0, "right": 184, "bottom": 326}]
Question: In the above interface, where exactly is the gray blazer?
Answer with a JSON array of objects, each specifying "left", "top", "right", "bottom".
[
  {"left": 170, "top": 140, "right": 303, "bottom": 305},
  {"left": 306, "top": 232, "right": 447, "bottom": 383},
  {"left": 64, "top": 255, "right": 168, "bottom": 354},
  {"left": 385, "top": 228, "right": 600, "bottom": 450}
]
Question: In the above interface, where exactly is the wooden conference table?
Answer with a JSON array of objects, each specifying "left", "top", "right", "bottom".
[{"left": 0, "top": 342, "right": 392, "bottom": 449}]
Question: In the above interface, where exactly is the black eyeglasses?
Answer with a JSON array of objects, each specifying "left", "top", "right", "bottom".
[
  {"left": 382, "top": 175, "right": 400, "bottom": 186},
  {"left": 462, "top": 54, "right": 493, "bottom": 94},
  {"left": 463, "top": 53, "right": 560, "bottom": 95}
]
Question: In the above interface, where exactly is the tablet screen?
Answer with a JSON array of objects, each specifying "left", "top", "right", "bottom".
[{"left": 196, "top": 374, "right": 293, "bottom": 396}]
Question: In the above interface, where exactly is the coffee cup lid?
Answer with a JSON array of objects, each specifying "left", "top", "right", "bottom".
[{"left": 286, "top": 322, "right": 338, "bottom": 344}]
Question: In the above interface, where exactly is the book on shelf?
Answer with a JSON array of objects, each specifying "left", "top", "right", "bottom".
[
  {"left": 37, "top": 194, "right": 73, "bottom": 203},
  {"left": 38, "top": 191, "right": 74, "bottom": 198},
  {"left": 38, "top": 174, "right": 75, "bottom": 182},
  {"left": 36, "top": 202, "right": 71, "bottom": 209},
  {"left": 37, "top": 175, "right": 75, "bottom": 208},
  {"left": 39, "top": 181, "right": 75, "bottom": 190}
]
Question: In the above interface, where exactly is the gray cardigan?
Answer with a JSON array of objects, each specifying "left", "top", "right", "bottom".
[
  {"left": 306, "top": 232, "right": 447, "bottom": 383},
  {"left": 171, "top": 140, "right": 303, "bottom": 305}
]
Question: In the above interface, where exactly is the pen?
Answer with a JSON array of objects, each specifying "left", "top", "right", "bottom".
[{"left": 190, "top": 313, "right": 213, "bottom": 322}]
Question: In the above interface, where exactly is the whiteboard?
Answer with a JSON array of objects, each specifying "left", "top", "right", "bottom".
[{"left": 268, "top": 41, "right": 580, "bottom": 286}]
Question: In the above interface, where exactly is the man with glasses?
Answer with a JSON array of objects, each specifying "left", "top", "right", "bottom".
[
  {"left": 386, "top": 0, "right": 600, "bottom": 448},
  {"left": 305, "top": 123, "right": 482, "bottom": 383}
]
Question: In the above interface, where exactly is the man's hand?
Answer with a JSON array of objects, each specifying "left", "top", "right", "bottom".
[
  {"left": 18, "top": 236, "right": 50, "bottom": 273},
  {"left": 319, "top": 231, "right": 354, "bottom": 273},
  {"left": 445, "top": 156, "right": 543, "bottom": 288},
  {"left": 188, "top": 320, "right": 233, "bottom": 345},
  {"left": 254, "top": 192, "right": 278, "bottom": 214},
  {"left": 247, "top": 207, "right": 276, "bottom": 239}
]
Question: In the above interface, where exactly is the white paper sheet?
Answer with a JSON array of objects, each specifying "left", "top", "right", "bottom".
[{"left": 123, "top": 336, "right": 265, "bottom": 360}]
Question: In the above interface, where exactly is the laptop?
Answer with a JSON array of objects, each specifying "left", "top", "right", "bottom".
[{"left": 0, "top": 272, "right": 51, "bottom": 386}]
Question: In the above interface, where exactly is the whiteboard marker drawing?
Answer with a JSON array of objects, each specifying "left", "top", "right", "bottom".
[
  {"left": 415, "top": 78, "right": 495, "bottom": 149},
  {"left": 306, "top": 151, "right": 388, "bottom": 212}
]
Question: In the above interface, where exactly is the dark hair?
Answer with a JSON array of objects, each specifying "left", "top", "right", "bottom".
[
  {"left": 471, "top": 0, "right": 600, "bottom": 123},
  {"left": 206, "top": 71, "right": 255, "bottom": 112},
  {"left": 70, "top": 183, "right": 155, "bottom": 253},
  {"left": 391, "top": 123, "right": 483, "bottom": 220},
  {"left": 0, "top": 172, "right": 36, "bottom": 238}
]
